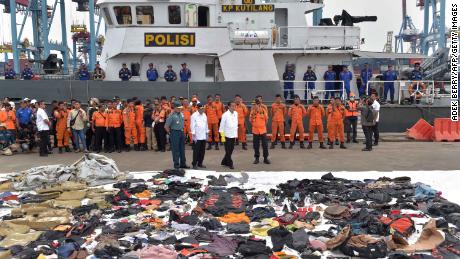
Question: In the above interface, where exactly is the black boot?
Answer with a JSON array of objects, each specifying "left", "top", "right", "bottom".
[
  {"left": 140, "top": 144, "right": 146, "bottom": 151},
  {"left": 281, "top": 142, "right": 286, "bottom": 149},
  {"left": 353, "top": 139, "right": 358, "bottom": 143},
  {"left": 126, "top": 146, "right": 131, "bottom": 152},
  {"left": 263, "top": 158, "right": 271, "bottom": 164},
  {"left": 134, "top": 144, "right": 140, "bottom": 151},
  {"left": 59, "top": 147, "right": 63, "bottom": 154},
  {"left": 300, "top": 142, "right": 306, "bottom": 149},
  {"left": 65, "top": 146, "right": 71, "bottom": 152},
  {"left": 206, "top": 142, "right": 212, "bottom": 150},
  {"left": 214, "top": 142, "right": 219, "bottom": 150},
  {"left": 253, "top": 158, "right": 259, "bottom": 164},
  {"left": 242, "top": 143, "right": 247, "bottom": 150},
  {"left": 329, "top": 142, "right": 334, "bottom": 149},
  {"left": 340, "top": 142, "right": 347, "bottom": 149},
  {"left": 319, "top": 142, "right": 326, "bottom": 149},
  {"left": 307, "top": 142, "right": 313, "bottom": 149},
  {"left": 288, "top": 142, "right": 294, "bottom": 149},
  {"left": 270, "top": 142, "right": 275, "bottom": 149}
]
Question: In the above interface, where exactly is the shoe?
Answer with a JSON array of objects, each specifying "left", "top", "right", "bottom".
[
  {"left": 126, "top": 146, "right": 131, "bottom": 152},
  {"left": 229, "top": 165, "right": 234, "bottom": 169},
  {"left": 307, "top": 143, "right": 312, "bottom": 149},
  {"left": 214, "top": 143, "right": 219, "bottom": 150},
  {"left": 83, "top": 149, "right": 89, "bottom": 153},
  {"left": 206, "top": 143, "right": 212, "bottom": 150},
  {"left": 140, "top": 145, "right": 146, "bottom": 151},
  {"left": 373, "top": 142, "right": 379, "bottom": 146},
  {"left": 242, "top": 143, "right": 247, "bottom": 150},
  {"left": 39, "top": 153, "right": 48, "bottom": 157},
  {"left": 253, "top": 158, "right": 259, "bottom": 164},
  {"left": 362, "top": 148, "right": 372, "bottom": 151},
  {"left": 281, "top": 142, "right": 286, "bottom": 149},
  {"left": 270, "top": 142, "right": 275, "bottom": 149},
  {"left": 319, "top": 143, "right": 326, "bottom": 149},
  {"left": 335, "top": 140, "right": 339, "bottom": 145},
  {"left": 288, "top": 142, "right": 294, "bottom": 149},
  {"left": 180, "top": 165, "right": 190, "bottom": 169},
  {"left": 198, "top": 165, "right": 206, "bottom": 168},
  {"left": 65, "top": 146, "right": 71, "bottom": 152},
  {"left": 134, "top": 144, "right": 140, "bottom": 151},
  {"left": 352, "top": 139, "right": 359, "bottom": 143},
  {"left": 329, "top": 143, "right": 334, "bottom": 149},
  {"left": 193, "top": 165, "right": 198, "bottom": 170},
  {"left": 300, "top": 142, "right": 306, "bottom": 149},
  {"left": 340, "top": 143, "right": 347, "bottom": 149},
  {"left": 108, "top": 149, "right": 113, "bottom": 153},
  {"left": 59, "top": 147, "right": 63, "bottom": 154},
  {"left": 117, "top": 149, "right": 122, "bottom": 153},
  {"left": 263, "top": 159, "right": 271, "bottom": 164}
]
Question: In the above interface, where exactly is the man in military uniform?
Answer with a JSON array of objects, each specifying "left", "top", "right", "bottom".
[
  {"left": 4, "top": 64, "right": 16, "bottom": 79},
  {"left": 164, "top": 65, "right": 177, "bottom": 82},
  {"left": 282, "top": 64, "right": 296, "bottom": 100},
  {"left": 165, "top": 101, "right": 189, "bottom": 169},
  {"left": 119, "top": 63, "right": 132, "bottom": 81},
  {"left": 303, "top": 65, "right": 317, "bottom": 101},
  {"left": 22, "top": 63, "right": 34, "bottom": 80}
]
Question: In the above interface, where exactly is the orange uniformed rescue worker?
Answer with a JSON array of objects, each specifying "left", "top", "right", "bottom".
[
  {"left": 288, "top": 95, "right": 307, "bottom": 149},
  {"left": 182, "top": 99, "right": 193, "bottom": 144},
  {"left": 270, "top": 94, "right": 287, "bottom": 149},
  {"left": 106, "top": 100, "right": 123, "bottom": 153},
  {"left": 123, "top": 99, "right": 138, "bottom": 151},
  {"left": 205, "top": 95, "right": 220, "bottom": 150},
  {"left": 344, "top": 93, "right": 359, "bottom": 143},
  {"left": 327, "top": 97, "right": 347, "bottom": 149},
  {"left": 53, "top": 101, "right": 71, "bottom": 153},
  {"left": 250, "top": 98, "right": 270, "bottom": 164},
  {"left": 135, "top": 100, "right": 146, "bottom": 151},
  {"left": 306, "top": 96, "right": 326, "bottom": 149},
  {"left": 92, "top": 105, "right": 107, "bottom": 153},
  {"left": 234, "top": 95, "right": 249, "bottom": 150}
]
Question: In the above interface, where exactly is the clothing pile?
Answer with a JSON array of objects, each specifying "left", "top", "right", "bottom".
[{"left": 0, "top": 164, "right": 459, "bottom": 258}]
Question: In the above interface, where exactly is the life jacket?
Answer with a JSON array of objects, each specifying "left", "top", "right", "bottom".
[{"left": 345, "top": 100, "right": 358, "bottom": 117}]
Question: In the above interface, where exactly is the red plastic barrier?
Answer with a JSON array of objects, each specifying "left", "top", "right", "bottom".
[
  {"left": 434, "top": 118, "right": 460, "bottom": 142},
  {"left": 406, "top": 119, "right": 434, "bottom": 141}
]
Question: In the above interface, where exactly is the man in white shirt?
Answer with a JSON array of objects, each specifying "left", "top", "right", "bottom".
[
  {"left": 371, "top": 93, "right": 380, "bottom": 146},
  {"left": 36, "top": 101, "right": 51, "bottom": 157},
  {"left": 219, "top": 101, "right": 238, "bottom": 169},
  {"left": 190, "top": 104, "right": 209, "bottom": 169}
]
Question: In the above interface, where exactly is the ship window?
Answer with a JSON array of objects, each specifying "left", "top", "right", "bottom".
[
  {"left": 114, "top": 6, "right": 132, "bottom": 25},
  {"left": 102, "top": 7, "right": 113, "bottom": 25},
  {"left": 136, "top": 6, "right": 154, "bottom": 25},
  {"left": 131, "top": 63, "right": 140, "bottom": 76},
  {"left": 168, "top": 5, "right": 181, "bottom": 24},
  {"left": 198, "top": 6, "right": 209, "bottom": 27}
]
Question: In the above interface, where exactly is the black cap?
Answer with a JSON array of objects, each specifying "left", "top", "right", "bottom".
[{"left": 197, "top": 103, "right": 203, "bottom": 108}]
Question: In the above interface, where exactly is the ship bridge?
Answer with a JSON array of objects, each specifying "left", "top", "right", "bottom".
[{"left": 98, "top": 0, "right": 361, "bottom": 81}]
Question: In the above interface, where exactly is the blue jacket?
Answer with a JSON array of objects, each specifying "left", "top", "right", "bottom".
[
  {"left": 146, "top": 68, "right": 159, "bottom": 81},
  {"left": 303, "top": 71, "right": 317, "bottom": 89},
  {"left": 119, "top": 68, "right": 132, "bottom": 81},
  {"left": 360, "top": 68, "right": 373, "bottom": 84},
  {"left": 323, "top": 70, "right": 336, "bottom": 81},
  {"left": 410, "top": 70, "right": 423, "bottom": 81},
  {"left": 179, "top": 68, "right": 191, "bottom": 82},
  {"left": 78, "top": 69, "right": 90, "bottom": 80},
  {"left": 340, "top": 71, "right": 353, "bottom": 88},
  {"left": 164, "top": 70, "right": 177, "bottom": 82},
  {"left": 16, "top": 107, "right": 33, "bottom": 125},
  {"left": 382, "top": 70, "right": 398, "bottom": 86},
  {"left": 22, "top": 68, "right": 34, "bottom": 80},
  {"left": 283, "top": 71, "right": 295, "bottom": 87},
  {"left": 4, "top": 69, "right": 16, "bottom": 79}
]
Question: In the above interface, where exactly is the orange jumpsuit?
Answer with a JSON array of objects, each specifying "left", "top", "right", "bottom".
[
  {"left": 235, "top": 103, "right": 249, "bottom": 143},
  {"left": 123, "top": 108, "right": 138, "bottom": 145},
  {"left": 306, "top": 105, "right": 325, "bottom": 143},
  {"left": 250, "top": 107, "right": 268, "bottom": 134},
  {"left": 135, "top": 105, "right": 145, "bottom": 144},
  {"left": 327, "top": 104, "right": 346, "bottom": 142},
  {"left": 205, "top": 103, "right": 220, "bottom": 143},
  {"left": 183, "top": 105, "right": 192, "bottom": 142},
  {"left": 54, "top": 109, "right": 70, "bottom": 147},
  {"left": 271, "top": 103, "right": 286, "bottom": 142},
  {"left": 0, "top": 110, "right": 16, "bottom": 130},
  {"left": 213, "top": 100, "right": 225, "bottom": 120},
  {"left": 288, "top": 104, "right": 306, "bottom": 142}
]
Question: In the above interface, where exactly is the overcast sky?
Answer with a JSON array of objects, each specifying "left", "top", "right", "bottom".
[{"left": 0, "top": 0, "right": 455, "bottom": 61}]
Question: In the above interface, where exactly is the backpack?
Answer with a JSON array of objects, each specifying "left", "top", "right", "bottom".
[{"left": 379, "top": 216, "right": 415, "bottom": 237}]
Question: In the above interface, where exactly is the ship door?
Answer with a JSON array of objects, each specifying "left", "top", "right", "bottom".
[
  {"left": 275, "top": 8, "right": 288, "bottom": 46},
  {"left": 185, "top": 4, "right": 198, "bottom": 27},
  {"left": 198, "top": 6, "right": 209, "bottom": 27}
]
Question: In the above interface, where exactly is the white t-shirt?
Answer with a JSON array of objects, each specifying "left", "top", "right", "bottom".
[
  {"left": 372, "top": 100, "right": 381, "bottom": 122},
  {"left": 36, "top": 108, "right": 50, "bottom": 131}
]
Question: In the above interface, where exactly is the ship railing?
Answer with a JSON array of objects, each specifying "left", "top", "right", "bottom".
[
  {"left": 275, "top": 26, "right": 361, "bottom": 49},
  {"left": 365, "top": 80, "right": 436, "bottom": 104},
  {"left": 280, "top": 80, "right": 345, "bottom": 102}
]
